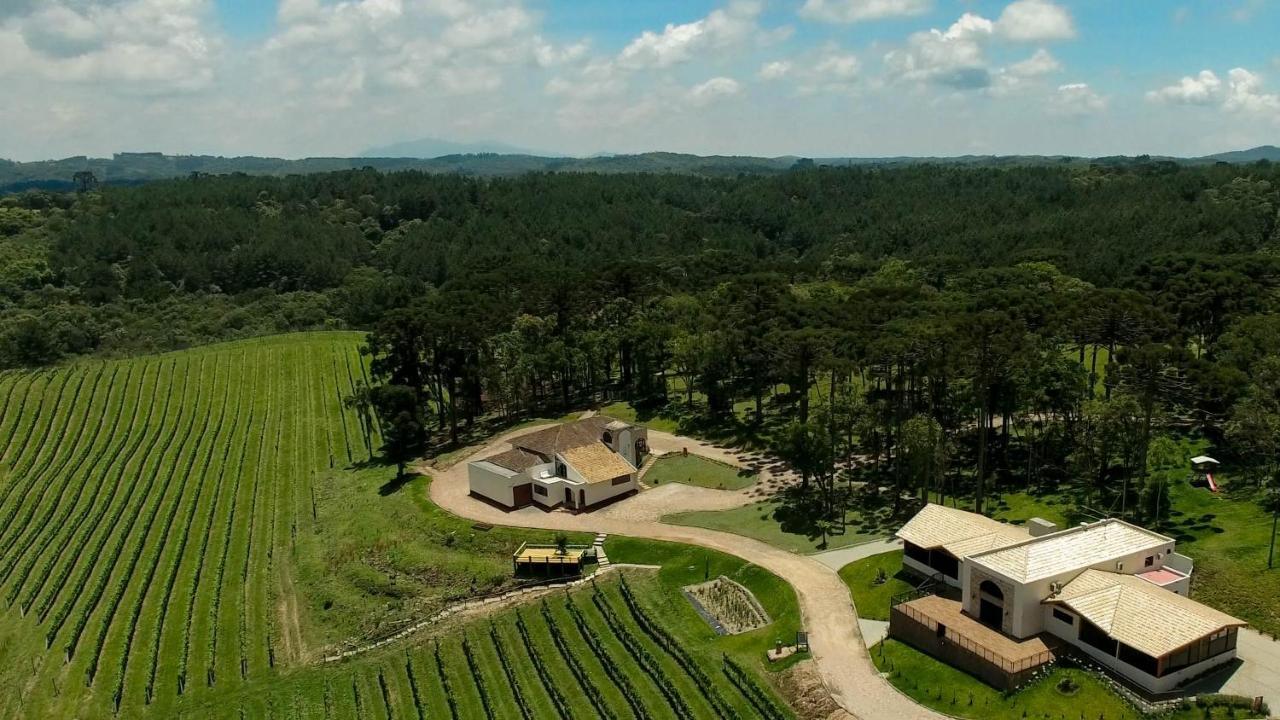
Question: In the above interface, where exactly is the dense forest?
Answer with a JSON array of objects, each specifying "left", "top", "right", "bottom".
[{"left": 3, "top": 161, "right": 1279, "bottom": 530}]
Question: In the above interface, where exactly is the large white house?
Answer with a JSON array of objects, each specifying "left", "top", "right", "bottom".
[
  {"left": 892, "top": 504, "right": 1245, "bottom": 694},
  {"left": 468, "top": 416, "right": 649, "bottom": 512}
]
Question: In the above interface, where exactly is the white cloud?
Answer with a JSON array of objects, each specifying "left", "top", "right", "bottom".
[
  {"left": 1146, "top": 70, "right": 1223, "bottom": 105},
  {"left": 1008, "top": 49, "right": 1061, "bottom": 78},
  {"left": 1147, "top": 67, "right": 1280, "bottom": 119},
  {"left": 996, "top": 0, "right": 1076, "bottom": 42},
  {"left": 0, "top": 0, "right": 219, "bottom": 94},
  {"left": 1224, "top": 68, "right": 1280, "bottom": 114},
  {"left": 989, "top": 49, "right": 1060, "bottom": 96},
  {"left": 686, "top": 76, "right": 743, "bottom": 106},
  {"left": 758, "top": 60, "right": 792, "bottom": 80},
  {"left": 617, "top": 0, "right": 762, "bottom": 69},
  {"left": 798, "top": 0, "right": 931, "bottom": 24},
  {"left": 884, "top": 13, "right": 994, "bottom": 89},
  {"left": 1050, "top": 82, "right": 1106, "bottom": 115}
]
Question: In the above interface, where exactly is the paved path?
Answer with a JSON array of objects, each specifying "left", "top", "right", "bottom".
[
  {"left": 811, "top": 538, "right": 903, "bottom": 571},
  {"left": 424, "top": 425, "right": 946, "bottom": 720},
  {"left": 1186, "top": 628, "right": 1280, "bottom": 701},
  {"left": 859, "top": 619, "right": 890, "bottom": 647}
]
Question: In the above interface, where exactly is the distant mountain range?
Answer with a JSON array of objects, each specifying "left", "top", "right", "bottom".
[
  {"left": 2, "top": 145, "right": 1276, "bottom": 194},
  {"left": 360, "top": 137, "right": 541, "bottom": 158},
  {"left": 1200, "top": 145, "right": 1280, "bottom": 163}
]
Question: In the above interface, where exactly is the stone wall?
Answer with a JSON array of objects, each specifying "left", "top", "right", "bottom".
[{"left": 967, "top": 568, "right": 1016, "bottom": 635}]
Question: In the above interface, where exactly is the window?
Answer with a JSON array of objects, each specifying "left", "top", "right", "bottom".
[
  {"left": 611, "top": 476, "right": 629, "bottom": 486},
  {"left": 1079, "top": 620, "right": 1118, "bottom": 655},
  {"left": 904, "top": 542, "right": 931, "bottom": 565},
  {"left": 534, "top": 485, "right": 548, "bottom": 497},
  {"left": 1052, "top": 608, "right": 1074, "bottom": 625},
  {"left": 602, "top": 430, "right": 613, "bottom": 444},
  {"left": 1118, "top": 643, "right": 1159, "bottom": 677},
  {"left": 1144, "top": 555, "right": 1155, "bottom": 567}
]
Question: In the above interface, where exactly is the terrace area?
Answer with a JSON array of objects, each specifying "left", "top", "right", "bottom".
[{"left": 889, "top": 595, "right": 1059, "bottom": 690}]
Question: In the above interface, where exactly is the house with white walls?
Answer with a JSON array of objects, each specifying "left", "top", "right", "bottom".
[
  {"left": 468, "top": 416, "right": 648, "bottom": 512},
  {"left": 890, "top": 504, "right": 1245, "bottom": 694}
]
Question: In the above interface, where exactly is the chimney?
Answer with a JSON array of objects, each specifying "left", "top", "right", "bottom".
[{"left": 1028, "top": 518, "right": 1058, "bottom": 537}]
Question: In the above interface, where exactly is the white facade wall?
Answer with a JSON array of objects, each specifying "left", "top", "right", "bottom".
[
  {"left": 467, "top": 462, "right": 520, "bottom": 508},
  {"left": 1047, "top": 607, "right": 1238, "bottom": 694},
  {"left": 581, "top": 476, "right": 638, "bottom": 507},
  {"left": 964, "top": 540, "right": 1177, "bottom": 639}
]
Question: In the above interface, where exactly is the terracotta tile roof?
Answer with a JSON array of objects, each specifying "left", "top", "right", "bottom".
[
  {"left": 1047, "top": 569, "right": 1245, "bottom": 658},
  {"left": 896, "top": 504, "right": 1029, "bottom": 559},
  {"left": 482, "top": 448, "right": 544, "bottom": 473},
  {"left": 514, "top": 416, "right": 622, "bottom": 457},
  {"left": 561, "top": 443, "right": 636, "bottom": 484},
  {"left": 971, "top": 519, "right": 1170, "bottom": 583}
]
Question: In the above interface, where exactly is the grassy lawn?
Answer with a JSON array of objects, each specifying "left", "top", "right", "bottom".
[
  {"left": 644, "top": 453, "right": 757, "bottom": 490},
  {"left": 873, "top": 639, "right": 1260, "bottom": 720},
  {"left": 838, "top": 551, "right": 916, "bottom": 621},
  {"left": 294, "top": 468, "right": 591, "bottom": 650},
  {"left": 664, "top": 499, "right": 883, "bottom": 554},
  {"left": 604, "top": 535, "right": 808, "bottom": 670},
  {"left": 1145, "top": 437, "right": 1280, "bottom": 639},
  {"left": 598, "top": 400, "right": 682, "bottom": 433}
]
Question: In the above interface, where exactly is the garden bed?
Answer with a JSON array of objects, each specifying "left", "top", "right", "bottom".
[{"left": 683, "top": 576, "right": 771, "bottom": 635}]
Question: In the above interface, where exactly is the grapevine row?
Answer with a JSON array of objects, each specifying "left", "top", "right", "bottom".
[
  {"left": 538, "top": 601, "right": 619, "bottom": 720},
  {"left": 206, "top": 356, "right": 261, "bottom": 688},
  {"left": 88, "top": 355, "right": 229, "bottom": 691},
  {"left": 487, "top": 624, "right": 535, "bottom": 720},
  {"left": 460, "top": 636, "right": 496, "bottom": 720},
  {"left": 513, "top": 611, "right": 575, "bottom": 720},
  {"left": 0, "top": 364, "right": 118, "bottom": 593},
  {"left": 171, "top": 351, "right": 248, "bottom": 698},
  {"left": 563, "top": 598, "right": 653, "bottom": 720},
  {"left": 618, "top": 575, "right": 740, "bottom": 720},
  {"left": 592, "top": 586, "right": 697, "bottom": 720},
  {"left": 47, "top": 357, "right": 204, "bottom": 651},
  {"left": 722, "top": 656, "right": 789, "bottom": 720},
  {"left": 0, "top": 364, "right": 106, "bottom": 562},
  {"left": 33, "top": 359, "right": 180, "bottom": 626}
]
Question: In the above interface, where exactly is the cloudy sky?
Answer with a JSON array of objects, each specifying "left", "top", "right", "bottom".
[{"left": 0, "top": 0, "right": 1277, "bottom": 161}]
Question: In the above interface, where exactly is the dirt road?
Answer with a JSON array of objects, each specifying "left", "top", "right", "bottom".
[{"left": 425, "top": 425, "right": 945, "bottom": 720}]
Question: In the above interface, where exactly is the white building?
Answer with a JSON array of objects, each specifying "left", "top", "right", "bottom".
[
  {"left": 893, "top": 504, "right": 1244, "bottom": 694},
  {"left": 467, "top": 416, "right": 648, "bottom": 512}
]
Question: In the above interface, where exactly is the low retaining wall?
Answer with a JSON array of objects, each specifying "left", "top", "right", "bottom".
[{"left": 322, "top": 563, "right": 660, "bottom": 663}]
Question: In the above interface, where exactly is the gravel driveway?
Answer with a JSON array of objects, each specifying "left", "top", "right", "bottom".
[{"left": 424, "top": 424, "right": 947, "bottom": 720}]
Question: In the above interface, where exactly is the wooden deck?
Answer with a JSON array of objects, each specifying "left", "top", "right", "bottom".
[{"left": 900, "top": 595, "right": 1059, "bottom": 665}]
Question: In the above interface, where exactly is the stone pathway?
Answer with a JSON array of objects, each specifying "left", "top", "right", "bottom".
[
  {"left": 859, "top": 619, "right": 889, "bottom": 646},
  {"left": 1186, "top": 628, "right": 1280, "bottom": 702},
  {"left": 810, "top": 538, "right": 903, "bottom": 570}
]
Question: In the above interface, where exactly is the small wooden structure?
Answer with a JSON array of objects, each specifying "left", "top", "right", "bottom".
[{"left": 512, "top": 542, "right": 589, "bottom": 577}]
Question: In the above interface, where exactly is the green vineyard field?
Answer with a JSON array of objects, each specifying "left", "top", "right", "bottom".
[
  {"left": 0, "top": 333, "right": 380, "bottom": 719},
  {"left": 0, "top": 332, "right": 794, "bottom": 719}
]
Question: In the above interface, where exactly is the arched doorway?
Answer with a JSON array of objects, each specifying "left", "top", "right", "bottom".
[{"left": 978, "top": 580, "right": 1005, "bottom": 630}]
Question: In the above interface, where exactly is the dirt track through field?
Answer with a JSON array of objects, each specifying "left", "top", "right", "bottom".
[{"left": 425, "top": 425, "right": 946, "bottom": 720}]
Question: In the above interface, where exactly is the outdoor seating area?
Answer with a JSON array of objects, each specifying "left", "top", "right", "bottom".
[{"left": 512, "top": 542, "right": 593, "bottom": 577}]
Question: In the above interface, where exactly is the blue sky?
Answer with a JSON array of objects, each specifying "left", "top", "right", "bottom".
[{"left": 1, "top": 1, "right": 1277, "bottom": 160}]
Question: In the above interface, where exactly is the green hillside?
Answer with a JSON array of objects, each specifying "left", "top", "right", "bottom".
[
  {"left": 0, "top": 333, "right": 379, "bottom": 717},
  {"left": 0, "top": 332, "right": 794, "bottom": 719}
]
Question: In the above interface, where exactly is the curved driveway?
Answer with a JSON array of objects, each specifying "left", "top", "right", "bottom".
[{"left": 425, "top": 425, "right": 946, "bottom": 720}]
